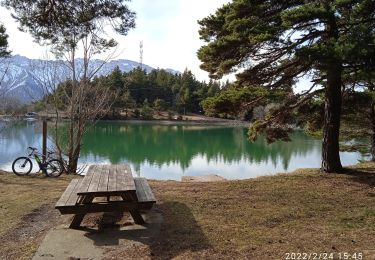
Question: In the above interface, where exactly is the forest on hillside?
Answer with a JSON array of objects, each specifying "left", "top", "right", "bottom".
[{"left": 33, "top": 66, "right": 229, "bottom": 119}]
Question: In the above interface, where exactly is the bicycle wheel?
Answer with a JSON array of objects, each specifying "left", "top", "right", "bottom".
[
  {"left": 45, "top": 159, "right": 64, "bottom": 177},
  {"left": 12, "top": 157, "right": 33, "bottom": 176}
]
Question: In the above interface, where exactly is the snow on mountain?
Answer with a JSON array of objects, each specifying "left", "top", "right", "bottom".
[{"left": 0, "top": 55, "right": 180, "bottom": 103}]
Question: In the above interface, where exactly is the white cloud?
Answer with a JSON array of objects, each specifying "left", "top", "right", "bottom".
[{"left": 0, "top": 1, "right": 230, "bottom": 81}]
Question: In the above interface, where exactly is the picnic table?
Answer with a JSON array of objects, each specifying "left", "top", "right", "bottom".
[{"left": 55, "top": 164, "right": 156, "bottom": 228}]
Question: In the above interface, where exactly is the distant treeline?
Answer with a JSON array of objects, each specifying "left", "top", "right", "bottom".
[{"left": 35, "top": 66, "right": 229, "bottom": 118}]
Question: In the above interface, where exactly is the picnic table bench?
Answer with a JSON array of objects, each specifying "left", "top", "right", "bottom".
[{"left": 55, "top": 164, "right": 156, "bottom": 228}]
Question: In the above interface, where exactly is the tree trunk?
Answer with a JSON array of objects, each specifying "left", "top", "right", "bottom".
[
  {"left": 321, "top": 65, "right": 343, "bottom": 172},
  {"left": 369, "top": 85, "right": 375, "bottom": 161},
  {"left": 67, "top": 155, "right": 79, "bottom": 174},
  {"left": 67, "top": 138, "right": 81, "bottom": 174},
  {"left": 67, "top": 48, "right": 76, "bottom": 175},
  {"left": 321, "top": 10, "right": 343, "bottom": 173}
]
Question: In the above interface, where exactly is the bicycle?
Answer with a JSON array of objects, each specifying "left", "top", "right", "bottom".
[{"left": 12, "top": 147, "right": 64, "bottom": 177}]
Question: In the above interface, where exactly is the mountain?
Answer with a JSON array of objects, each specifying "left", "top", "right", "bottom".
[{"left": 0, "top": 55, "right": 179, "bottom": 103}]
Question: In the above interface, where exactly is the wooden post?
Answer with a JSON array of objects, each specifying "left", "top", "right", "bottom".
[{"left": 42, "top": 120, "right": 47, "bottom": 163}]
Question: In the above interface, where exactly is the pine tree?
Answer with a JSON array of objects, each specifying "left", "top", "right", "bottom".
[
  {"left": 109, "top": 66, "right": 125, "bottom": 93},
  {"left": 0, "top": 23, "right": 10, "bottom": 58},
  {"left": 198, "top": 0, "right": 375, "bottom": 172},
  {"left": 0, "top": 22, "right": 10, "bottom": 98},
  {"left": 342, "top": 70, "right": 375, "bottom": 161}
]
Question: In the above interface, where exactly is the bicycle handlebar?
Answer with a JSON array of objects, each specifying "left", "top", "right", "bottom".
[
  {"left": 28, "top": 147, "right": 57, "bottom": 158},
  {"left": 27, "top": 147, "right": 39, "bottom": 157}
]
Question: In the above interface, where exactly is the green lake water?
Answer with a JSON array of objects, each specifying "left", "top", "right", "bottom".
[{"left": 0, "top": 120, "right": 368, "bottom": 180}]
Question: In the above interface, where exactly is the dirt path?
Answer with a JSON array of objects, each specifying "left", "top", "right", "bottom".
[
  {"left": 0, "top": 202, "right": 64, "bottom": 259},
  {"left": 33, "top": 209, "right": 163, "bottom": 260},
  {"left": 0, "top": 201, "right": 162, "bottom": 260}
]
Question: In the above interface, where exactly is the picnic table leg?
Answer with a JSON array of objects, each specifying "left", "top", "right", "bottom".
[
  {"left": 70, "top": 214, "right": 86, "bottom": 229},
  {"left": 69, "top": 195, "right": 94, "bottom": 229},
  {"left": 121, "top": 194, "right": 145, "bottom": 225},
  {"left": 129, "top": 210, "right": 145, "bottom": 224}
]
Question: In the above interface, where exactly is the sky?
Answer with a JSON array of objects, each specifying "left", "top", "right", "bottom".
[{"left": 0, "top": 0, "right": 231, "bottom": 82}]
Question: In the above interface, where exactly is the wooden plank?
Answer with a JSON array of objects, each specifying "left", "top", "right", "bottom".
[
  {"left": 129, "top": 210, "right": 145, "bottom": 224},
  {"left": 65, "top": 185, "right": 80, "bottom": 206},
  {"left": 97, "top": 165, "right": 109, "bottom": 192},
  {"left": 107, "top": 165, "right": 117, "bottom": 192},
  {"left": 115, "top": 165, "right": 134, "bottom": 191},
  {"left": 73, "top": 191, "right": 135, "bottom": 197},
  {"left": 116, "top": 165, "right": 126, "bottom": 192},
  {"left": 124, "top": 164, "right": 136, "bottom": 190},
  {"left": 115, "top": 164, "right": 136, "bottom": 191},
  {"left": 139, "top": 178, "right": 152, "bottom": 202},
  {"left": 120, "top": 194, "right": 145, "bottom": 224},
  {"left": 56, "top": 201, "right": 154, "bottom": 215},
  {"left": 56, "top": 201, "right": 139, "bottom": 215},
  {"left": 87, "top": 165, "right": 102, "bottom": 192},
  {"left": 138, "top": 202, "right": 154, "bottom": 211},
  {"left": 134, "top": 178, "right": 156, "bottom": 203},
  {"left": 140, "top": 178, "right": 156, "bottom": 202},
  {"left": 77, "top": 164, "right": 136, "bottom": 195},
  {"left": 134, "top": 178, "right": 147, "bottom": 202},
  {"left": 139, "top": 178, "right": 156, "bottom": 202},
  {"left": 69, "top": 194, "right": 94, "bottom": 228},
  {"left": 77, "top": 165, "right": 96, "bottom": 193},
  {"left": 55, "top": 179, "right": 80, "bottom": 207}
]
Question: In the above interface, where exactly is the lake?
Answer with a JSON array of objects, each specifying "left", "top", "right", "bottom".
[{"left": 0, "top": 120, "right": 368, "bottom": 180}]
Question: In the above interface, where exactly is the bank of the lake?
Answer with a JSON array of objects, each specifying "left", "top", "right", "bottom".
[
  {"left": 33, "top": 111, "right": 248, "bottom": 124},
  {"left": 0, "top": 162, "right": 374, "bottom": 259}
]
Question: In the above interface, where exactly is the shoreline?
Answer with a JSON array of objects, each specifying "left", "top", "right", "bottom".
[
  {"left": 99, "top": 119, "right": 249, "bottom": 126},
  {"left": 1, "top": 162, "right": 372, "bottom": 182},
  {"left": 1, "top": 115, "right": 250, "bottom": 127}
]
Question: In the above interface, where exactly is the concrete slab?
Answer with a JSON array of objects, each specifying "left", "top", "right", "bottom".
[
  {"left": 182, "top": 174, "right": 226, "bottom": 182},
  {"left": 33, "top": 209, "right": 162, "bottom": 260}
]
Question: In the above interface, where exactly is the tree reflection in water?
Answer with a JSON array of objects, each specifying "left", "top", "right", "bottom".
[{"left": 0, "top": 121, "right": 366, "bottom": 179}]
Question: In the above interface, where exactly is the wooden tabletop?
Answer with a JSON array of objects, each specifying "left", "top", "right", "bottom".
[{"left": 77, "top": 164, "right": 136, "bottom": 196}]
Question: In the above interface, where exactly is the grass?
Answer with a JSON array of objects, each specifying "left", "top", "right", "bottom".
[
  {"left": 141, "top": 164, "right": 375, "bottom": 259},
  {"left": 0, "top": 163, "right": 374, "bottom": 259},
  {"left": 0, "top": 173, "right": 75, "bottom": 259},
  {"left": 0, "top": 173, "right": 74, "bottom": 236}
]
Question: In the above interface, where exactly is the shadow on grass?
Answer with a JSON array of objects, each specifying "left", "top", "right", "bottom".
[
  {"left": 82, "top": 201, "right": 211, "bottom": 259},
  {"left": 342, "top": 165, "right": 375, "bottom": 188},
  {"left": 150, "top": 201, "right": 211, "bottom": 259}
]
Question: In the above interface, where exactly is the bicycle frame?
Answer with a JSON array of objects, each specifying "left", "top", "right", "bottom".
[
  {"left": 28, "top": 149, "right": 48, "bottom": 172},
  {"left": 33, "top": 154, "right": 44, "bottom": 169}
]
